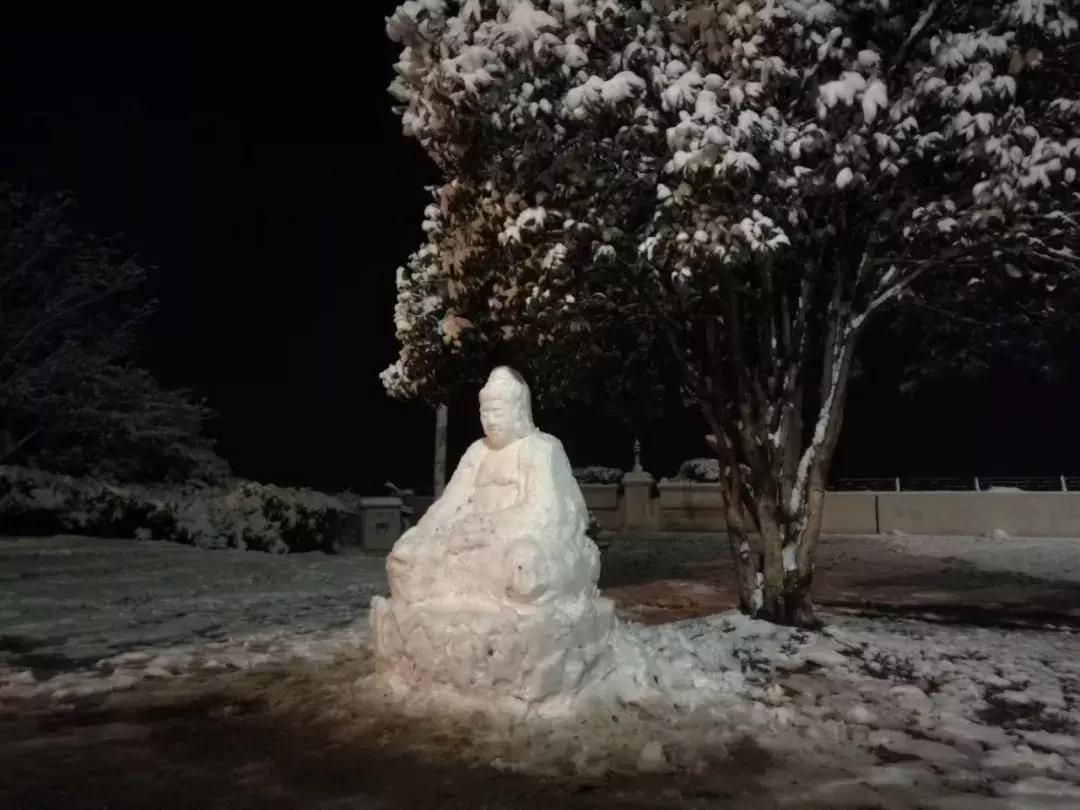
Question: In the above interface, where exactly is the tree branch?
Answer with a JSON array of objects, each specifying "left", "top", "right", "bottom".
[{"left": 888, "top": 0, "right": 944, "bottom": 79}]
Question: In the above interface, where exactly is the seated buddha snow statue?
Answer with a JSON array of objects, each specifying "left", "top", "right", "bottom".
[{"left": 370, "top": 367, "right": 615, "bottom": 711}]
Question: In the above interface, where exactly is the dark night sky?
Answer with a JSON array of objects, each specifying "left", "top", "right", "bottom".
[{"left": 2, "top": 17, "right": 1077, "bottom": 494}]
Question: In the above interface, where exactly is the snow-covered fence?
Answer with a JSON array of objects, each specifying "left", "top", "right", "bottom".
[
  {"left": 579, "top": 473, "right": 1080, "bottom": 537},
  {"left": 653, "top": 483, "right": 880, "bottom": 534},
  {"left": 834, "top": 476, "right": 1079, "bottom": 492},
  {"left": 580, "top": 480, "right": 879, "bottom": 534}
]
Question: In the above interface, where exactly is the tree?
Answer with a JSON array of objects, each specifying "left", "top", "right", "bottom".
[
  {"left": 382, "top": 0, "right": 1080, "bottom": 625},
  {"left": 0, "top": 185, "right": 226, "bottom": 482}
]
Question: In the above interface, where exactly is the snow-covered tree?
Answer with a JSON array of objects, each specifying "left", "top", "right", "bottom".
[
  {"left": 383, "top": 0, "right": 1080, "bottom": 625},
  {"left": 0, "top": 186, "right": 227, "bottom": 483}
]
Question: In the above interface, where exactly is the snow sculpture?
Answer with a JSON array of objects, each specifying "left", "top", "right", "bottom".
[{"left": 371, "top": 366, "right": 615, "bottom": 712}]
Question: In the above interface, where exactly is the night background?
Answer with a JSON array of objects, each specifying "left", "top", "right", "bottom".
[{"left": 3, "top": 14, "right": 1077, "bottom": 495}]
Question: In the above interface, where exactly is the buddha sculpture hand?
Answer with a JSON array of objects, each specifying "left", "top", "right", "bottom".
[{"left": 444, "top": 513, "right": 495, "bottom": 552}]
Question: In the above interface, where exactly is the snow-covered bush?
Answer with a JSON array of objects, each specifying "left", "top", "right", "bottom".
[
  {"left": 573, "top": 465, "right": 625, "bottom": 485},
  {"left": 0, "top": 466, "right": 353, "bottom": 553},
  {"left": 0, "top": 465, "right": 176, "bottom": 538},
  {"left": 675, "top": 458, "right": 721, "bottom": 483},
  {"left": 169, "top": 483, "right": 353, "bottom": 554}
]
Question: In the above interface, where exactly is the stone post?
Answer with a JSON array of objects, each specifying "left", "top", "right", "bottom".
[
  {"left": 358, "top": 496, "right": 404, "bottom": 551},
  {"left": 434, "top": 403, "right": 448, "bottom": 498},
  {"left": 621, "top": 438, "right": 659, "bottom": 531}
]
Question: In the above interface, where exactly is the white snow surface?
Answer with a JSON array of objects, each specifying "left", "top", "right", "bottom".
[
  {"left": 0, "top": 536, "right": 382, "bottom": 700},
  {"left": 882, "top": 532, "right": 1080, "bottom": 583},
  {"left": 3, "top": 531, "right": 1079, "bottom": 806}
]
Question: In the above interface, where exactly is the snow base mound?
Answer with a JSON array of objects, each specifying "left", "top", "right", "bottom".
[
  {"left": 366, "top": 609, "right": 806, "bottom": 722},
  {"left": 371, "top": 592, "right": 617, "bottom": 716}
]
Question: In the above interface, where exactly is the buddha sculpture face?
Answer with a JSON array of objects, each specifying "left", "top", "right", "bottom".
[{"left": 478, "top": 367, "right": 535, "bottom": 449}]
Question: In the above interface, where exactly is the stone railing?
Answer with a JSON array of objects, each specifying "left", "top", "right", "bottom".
[{"left": 580, "top": 475, "right": 1080, "bottom": 538}]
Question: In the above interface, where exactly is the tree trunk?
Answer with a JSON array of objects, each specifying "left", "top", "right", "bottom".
[
  {"left": 676, "top": 283, "right": 858, "bottom": 626},
  {"left": 753, "top": 503, "right": 821, "bottom": 627},
  {"left": 717, "top": 489, "right": 820, "bottom": 626},
  {"left": 719, "top": 486, "right": 760, "bottom": 614},
  {"left": 433, "top": 403, "right": 448, "bottom": 498},
  {"left": 757, "top": 332, "right": 855, "bottom": 626}
]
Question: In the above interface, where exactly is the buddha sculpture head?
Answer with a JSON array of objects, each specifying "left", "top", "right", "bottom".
[{"left": 479, "top": 366, "right": 536, "bottom": 449}]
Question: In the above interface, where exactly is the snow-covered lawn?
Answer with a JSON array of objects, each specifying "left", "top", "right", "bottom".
[
  {"left": 2, "top": 533, "right": 1079, "bottom": 808},
  {"left": 0, "top": 537, "right": 383, "bottom": 700}
]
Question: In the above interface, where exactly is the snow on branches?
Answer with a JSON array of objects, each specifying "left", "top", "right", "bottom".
[{"left": 384, "top": 0, "right": 1079, "bottom": 399}]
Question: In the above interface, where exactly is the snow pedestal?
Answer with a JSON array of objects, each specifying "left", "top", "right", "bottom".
[
  {"left": 372, "top": 593, "right": 615, "bottom": 708},
  {"left": 370, "top": 367, "right": 616, "bottom": 714}
]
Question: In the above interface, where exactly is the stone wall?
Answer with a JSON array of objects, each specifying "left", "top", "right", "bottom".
[
  {"left": 877, "top": 492, "right": 1080, "bottom": 537},
  {"left": 579, "top": 484, "right": 622, "bottom": 531},
  {"left": 580, "top": 479, "right": 1080, "bottom": 537}
]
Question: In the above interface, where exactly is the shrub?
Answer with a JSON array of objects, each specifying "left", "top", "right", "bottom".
[
  {"left": 674, "top": 458, "right": 721, "bottom": 483},
  {"left": 0, "top": 466, "right": 353, "bottom": 553},
  {"left": 572, "top": 466, "right": 625, "bottom": 485}
]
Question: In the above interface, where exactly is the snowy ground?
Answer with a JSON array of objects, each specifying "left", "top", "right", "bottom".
[
  {"left": 0, "top": 537, "right": 382, "bottom": 700},
  {"left": 2, "top": 533, "right": 1080, "bottom": 808}
]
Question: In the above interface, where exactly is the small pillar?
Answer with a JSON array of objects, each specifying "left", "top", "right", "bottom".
[
  {"left": 358, "top": 496, "right": 404, "bottom": 551},
  {"left": 621, "top": 438, "right": 659, "bottom": 531}
]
